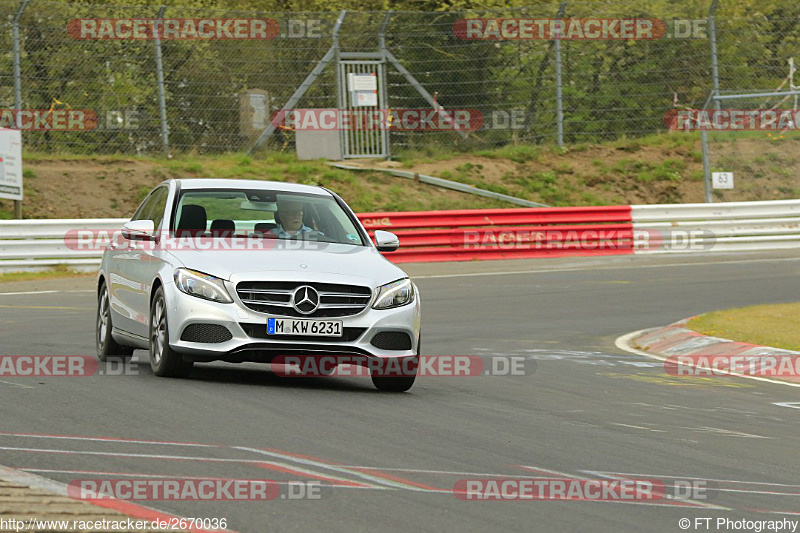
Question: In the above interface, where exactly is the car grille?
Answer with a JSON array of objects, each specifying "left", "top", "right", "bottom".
[
  {"left": 180, "top": 323, "right": 233, "bottom": 344},
  {"left": 240, "top": 323, "right": 367, "bottom": 342},
  {"left": 370, "top": 331, "right": 413, "bottom": 351},
  {"left": 236, "top": 281, "right": 372, "bottom": 317}
]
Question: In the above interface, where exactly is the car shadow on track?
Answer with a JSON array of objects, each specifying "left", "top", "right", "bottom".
[{"left": 121, "top": 352, "right": 382, "bottom": 394}]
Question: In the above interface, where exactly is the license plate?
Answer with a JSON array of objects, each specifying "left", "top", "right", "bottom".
[{"left": 267, "top": 318, "right": 342, "bottom": 337}]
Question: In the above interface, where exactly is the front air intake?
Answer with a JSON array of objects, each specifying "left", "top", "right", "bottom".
[
  {"left": 370, "top": 332, "right": 412, "bottom": 351},
  {"left": 180, "top": 324, "right": 233, "bottom": 343}
]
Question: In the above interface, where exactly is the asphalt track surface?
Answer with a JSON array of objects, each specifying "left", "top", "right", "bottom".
[{"left": 1, "top": 251, "right": 800, "bottom": 533}]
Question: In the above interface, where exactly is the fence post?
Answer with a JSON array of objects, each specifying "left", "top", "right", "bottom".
[
  {"left": 12, "top": 0, "right": 31, "bottom": 219},
  {"left": 708, "top": 0, "right": 720, "bottom": 111},
  {"left": 378, "top": 11, "right": 392, "bottom": 160},
  {"left": 153, "top": 6, "right": 170, "bottom": 156},
  {"left": 701, "top": 129, "right": 712, "bottom": 202},
  {"left": 554, "top": 2, "right": 566, "bottom": 147},
  {"left": 699, "top": 91, "right": 714, "bottom": 203}
]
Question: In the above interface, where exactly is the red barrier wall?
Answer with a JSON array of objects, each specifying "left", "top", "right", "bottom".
[{"left": 356, "top": 206, "right": 633, "bottom": 263}]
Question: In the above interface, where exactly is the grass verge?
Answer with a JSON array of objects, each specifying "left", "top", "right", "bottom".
[
  {"left": 0, "top": 265, "right": 94, "bottom": 284},
  {"left": 686, "top": 302, "right": 800, "bottom": 351}
]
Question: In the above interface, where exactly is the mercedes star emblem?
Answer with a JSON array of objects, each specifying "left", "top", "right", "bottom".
[{"left": 292, "top": 285, "right": 320, "bottom": 315}]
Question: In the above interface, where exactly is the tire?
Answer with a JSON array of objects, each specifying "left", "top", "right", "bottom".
[
  {"left": 371, "top": 373, "right": 416, "bottom": 392},
  {"left": 96, "top": 282, "right": 134, "bottom": 362},
  {"left": 149, "top": 286, "right": 193, "bottom": 378},
  {"left": 319, "top": 366, "right": 336, "bottom": 377},
  {"left": 371, "top": 335, "right": 420, "bottom": 392}
]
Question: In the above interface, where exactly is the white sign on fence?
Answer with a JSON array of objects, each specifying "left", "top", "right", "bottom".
[
  {"left": 348, "top": 73, "right": 379, "bottom": 107},
  {"left": 348, "top": 73, "right": 377, "bottom": 92},
  {"left": 0, "top": 129, "right": 22, "bottom": 201},
  {"left": 712, "top": 172, "right": 734, "bottom": 190}
]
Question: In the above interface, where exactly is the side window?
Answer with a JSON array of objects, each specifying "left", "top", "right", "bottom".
[
  {"left": 132, "top": 187, "right": 168, "bottom": 229},
  {"left": 147, "top": 188, "right": 169, "bottom": 230},
  {"left": 131, "top": 192, "right": 157, "bottom": 222}
]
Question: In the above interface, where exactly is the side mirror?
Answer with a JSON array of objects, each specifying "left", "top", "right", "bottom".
[
  {"left": 121, "top": 219, "right": 156, "bottom": 241},
  {"left": 374, "top": 230, "right": 399, "bottom": 252}
]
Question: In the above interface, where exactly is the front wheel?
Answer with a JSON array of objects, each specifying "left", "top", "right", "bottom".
[
  {"left": 96, "top": 282, "right": 134, "bottom": 362},
  {"left": 371, "top": 337, "right": 419, "bottom": 392},
  {"left": 371, "top": 374, "right": 416, "bottom": 392},
  {"left": 149, "top": 287, "right": 193, "bottom": 378}
]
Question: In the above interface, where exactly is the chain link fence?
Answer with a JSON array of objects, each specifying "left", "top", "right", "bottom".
[
  {"left": 2, "top": 0, "right": 799, "bottom": 193},
  {"left": 702, "top": 1, "right": 800, "bottom": 201}
]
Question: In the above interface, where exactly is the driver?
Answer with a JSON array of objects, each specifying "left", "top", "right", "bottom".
[{"left": 272, "top": 198, "right": 323, "bottom": 239}]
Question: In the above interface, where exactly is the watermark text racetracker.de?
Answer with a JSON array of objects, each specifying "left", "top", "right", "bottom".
[
  {"left": 453, "top": 18, "right": 708, "bottom": 40},
  {"left": 455, "top": 228, "right": 715, "bottom": 252},
  {"left": 68, "top": 17, "right": 326, "bottom": 40},
  {"left": 453, "top": 477, "right": 717, "bottom": 501},
  {"left": 68, "top": 18, "right": 280, "bottom": 40},
  {"left": 66, "top": 229, "right": 322, "bottom": 253},
  {"left": 457, "top": 228, "right": 629, "bottom": 250},
  {"left": 665, "top": 109, "right": 800, "bottom": 131},
  {"left": 0, "top": 110, "right": 97, "bottom": 131},
  {"left": 271, "top": 108, "right": 484, "bottom": 132},
  {"left": 271, "top": 355, "right": 533, "bottom": 378},
  {"left": 67, "top": 478, "right": 325, "bottom": 501},
  {"left": 0, "top": 356, "right": 138, "bottom": 377},
  {"left": 665, "top": 354, "right": 800, "bottom": 379},
  {"left": 270, "top": 108, "right": 528, "bottom": 132}
]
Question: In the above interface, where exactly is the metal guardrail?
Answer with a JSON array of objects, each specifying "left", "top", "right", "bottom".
[
  {"left": 1, "top": 200, "right": 799, "bottom": 270},
  {"left": 0, "top": 219, "right": 127, "bottom": 272},
  {"left": 327, "top": 162, "right": 548, "bottom": 208},
  {"left": 631, "top": 200, "right": 800, "bottom": 254}
]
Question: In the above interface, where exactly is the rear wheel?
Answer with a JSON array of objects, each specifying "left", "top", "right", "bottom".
[
  {"left": 96, "top": 282, "right": 134, "bottom": 362},
  {"left": 149, "top": 287, "right": 193, "bottom": 378}
]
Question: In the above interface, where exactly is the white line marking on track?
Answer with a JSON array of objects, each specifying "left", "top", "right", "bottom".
[
  {"left": 0, "top": 445, "right": 267, "bottom": 462},
  {"left": 742, "top": 508, "right": 800, "bottom": 516},
  {"left": 0, "top": 379, "right": 34, "bottom": 389},
  {"left": 517, "top": 466, "right": 720, "bottom": 509},
  {"left": 233, "top": 446, "right": 436, "bottom": 492},
  {"left": 0, "top": 289, "right": 94, "bottom": 296},
  {"left": 592, "top": 471, "right": 800, "bottom": 496},
  {"left": 610, "top": 423, "right": 666, "bottom": 433},
  {"left": 591, "top": 472, "right": 800, "bottom": 488},
  {"left": 0, "top": 445, "right": 386, "bottom": 489},
  {"left": 709, "top": 488, "right": 800, "bottom": 496},
  {"left": 614, "top": 329, "right": 800, "bottom": 389},
  {"left": 680, "top": 426, "right": 771, "bottom": 439},
  {"left": 517, "top": 465, "right": 590, "bottom": 479},
  {"left": 774, "top": 402, "right": 800, "bottom": 409},
  {"left": 18, "top": 468, "right": 378, "bottom": 490},
  {"left": 336, "top": 467, "right": 545, "bottom": 478},
  {"left": 582, "top": 470, "right": 728, "bottom": 510},
  {"left": 0, "top": 432, "right": 220, "bottom": 447},
  {"left": 414, "top": 256, "right": 800, "bottom": 279}
]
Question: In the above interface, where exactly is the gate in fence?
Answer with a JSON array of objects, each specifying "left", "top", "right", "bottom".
[{"left": 337, "top": 59, "right": 389, "bottom": 159}]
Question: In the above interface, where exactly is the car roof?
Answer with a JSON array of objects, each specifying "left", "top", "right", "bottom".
[{"left": 169, "top": 179, "right": 331, "bottom": 196}]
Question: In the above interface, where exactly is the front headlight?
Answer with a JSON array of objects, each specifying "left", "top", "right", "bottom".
[
  {"left": 174, "top": 268, "right": 233, "bottom": 303},
  {"left": 373, "top": 278, "right": 414, "bottom": 309}
]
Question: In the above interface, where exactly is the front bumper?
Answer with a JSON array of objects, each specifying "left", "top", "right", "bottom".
[{"left": 162, "top": 279, "right": 421, "bottom": 364}]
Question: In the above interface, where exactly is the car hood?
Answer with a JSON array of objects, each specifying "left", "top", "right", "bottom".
[{"left": 165, "top": 242, "right": 408, "bottom": 287}]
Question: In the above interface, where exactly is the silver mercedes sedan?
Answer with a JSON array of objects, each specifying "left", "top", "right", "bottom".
[{"left": 96, "top": 179, "right": 421, "bottom": 392}]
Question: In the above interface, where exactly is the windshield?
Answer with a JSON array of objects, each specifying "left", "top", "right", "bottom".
[{"left": 172, "top": 189, "right": 366, "bottom": 246}]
